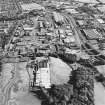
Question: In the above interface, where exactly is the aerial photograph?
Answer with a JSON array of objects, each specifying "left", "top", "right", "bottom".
[{"left": 0, "top": 0, "right": 105, "bottom": 105}]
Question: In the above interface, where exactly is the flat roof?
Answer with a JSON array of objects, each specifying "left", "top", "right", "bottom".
[
  {"left": 21, "top": 3, "right": 45, "bottom": 11},
  {"left": 74, "top": 0, "right": 98, "bottom": 3},
  {"left": 53, "top": 12, "right": 64, "bottom": 22},
  {"left": 97, "top": 18, "right": 104, "bottom": 24},
  {"left": 83, "top": 29, "right": 102, "bottom": 39},
  {"left": 66, "top": 8, "right": 79, "bottom": 14}
]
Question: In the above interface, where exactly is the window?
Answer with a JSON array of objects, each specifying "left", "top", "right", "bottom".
[{"left": 38, "top": 60, "right": 47, "bottom": 68}]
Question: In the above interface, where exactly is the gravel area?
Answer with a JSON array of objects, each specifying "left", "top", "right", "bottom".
[{"left": 49, "top": 57, "right": 72, "bottom": 85}]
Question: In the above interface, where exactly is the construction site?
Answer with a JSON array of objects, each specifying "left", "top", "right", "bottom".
[{"left": 0, "top": 0, "right": 105, "bottom": 105}]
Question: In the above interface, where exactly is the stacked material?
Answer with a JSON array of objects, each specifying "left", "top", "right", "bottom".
[{"left": 71, "top": 66, "right": 94, "bottom": 105}]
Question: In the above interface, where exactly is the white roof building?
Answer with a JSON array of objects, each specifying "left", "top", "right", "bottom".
[
  {"left": 67, "top": 32, "right": 73, "bottom": 36},
  {"left": 64, "top": 36, "right": 75, "bottom": 43},
  {"left": 97, "top": 18, "right": 104, "bottom": 24},
  {"left": 59, "top": 29, "right": 64, "bottom": 34},
  {"left": 77, "top": 20, "right": 84, "bottom": 25},
  {"left": 35, "top": 61, "right": 51, "bottom": 88},
  {"left": 20, "top": 3, "right": 45, "bottom": 11},
  {"left": 53, "top": 12, "right": 64, "bottom": 22},
  {"left": 65, "top": 48, "right": 80, "bottom": 54},
  {"left": 23, "top": 24, "right": 34, "bottom": 31},
  {"left": 73, "top": 0, "right": 98, "bottom": 3},
  {"left": 66, "top": 8, "right": 79, "bottom": 14}
]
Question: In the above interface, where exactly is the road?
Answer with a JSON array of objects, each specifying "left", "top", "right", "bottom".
[
  {"left": 2, "top": 62, "right": 42, "bottom": 105},
  {"left": 63, "top": 11, "right": 105, "bottom": 105},
  {"left": 2, "top": 63, "right": 17, "bottom": 105},
  {"left": 61, "top": 11, "right": 83, "bottom": 47},
  {"left": 4, "top": 21, "right": 18, "bottom": 54}
]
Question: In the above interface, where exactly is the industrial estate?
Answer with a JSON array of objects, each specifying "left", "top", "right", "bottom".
[{"left": 0, "top": 0, "right": 105, "bottom": 105}]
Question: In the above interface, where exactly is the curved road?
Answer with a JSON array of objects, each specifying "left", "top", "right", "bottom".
[{"left": 3, "top": 63, "right": 17, "bottom": 105}]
